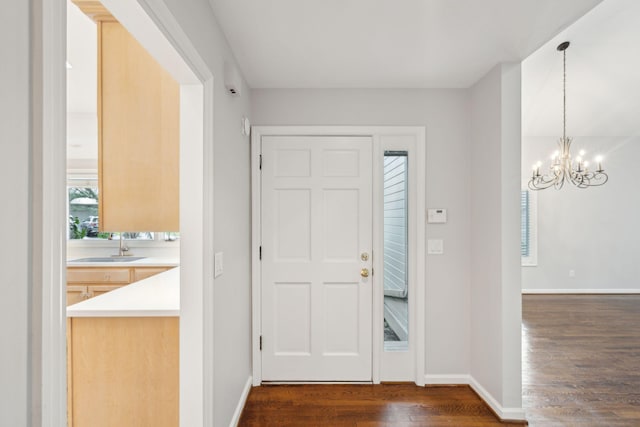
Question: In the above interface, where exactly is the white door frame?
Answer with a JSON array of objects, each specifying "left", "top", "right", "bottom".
[
  {"left": 40, "top": 1, "right": 215, "bottom": 425},
  {"left": 251, "top": 126, "right": 426, "bottom": 386}
]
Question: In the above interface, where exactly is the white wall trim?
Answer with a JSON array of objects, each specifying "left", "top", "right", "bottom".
[
  {"left": 38, "top": 0, "right": 68, "bottom": 424},
  {"left": 229, "top": 376, "right": 253, "bottom": 427},
  {"left": 424, "top": 374, "right": 472, "bottom": 385},
  {"left": 371, "top": 135, "right": 383, "bottom": 385},
  {"left": 523, "top": 289, "right": 640, "bottom": 294},
  {"left": 250, "top": 129, "right": 262, "bottom": 386},
  {"left": 414, "top": 127, "right": 426, "bottom": 387},
  {"left": 469, "top": 376, "right": 526, "bottom": 421},
  {"left": 251, "top": 126, "right": 426, "bottom": 386},
  {"left": 133, "top": 1, "right": 216, "bottom": 425},
  {"left": 424, "top": 375, "right": 526, "bottom": 422}
]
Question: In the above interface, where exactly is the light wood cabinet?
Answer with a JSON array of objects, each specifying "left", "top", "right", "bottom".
[
  {"left": 98, "top": 20, "right": 180, "bottom": 232},
  {"left": 71, "top": 1, "right": 179, "bottom": 232},
  {"left": 66, "top": 266, "right": 171, "bottom": 306},
  {"left": 67, "top": 316, "right": 179, "bottom": 427}
]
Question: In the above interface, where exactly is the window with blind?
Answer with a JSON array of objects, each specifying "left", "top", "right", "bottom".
[{"left": 521, "top": 189, "right": 538, "bottom": 266}]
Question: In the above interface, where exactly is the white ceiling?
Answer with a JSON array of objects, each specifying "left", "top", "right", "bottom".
[
  {"left": 68, "top": 0, "right": 639, "bottom": 143},
  {"left": 523, "top": 0, "right": 640, "bottom": 137},
  {"left": 208, "top": 0, "right": 603, "bottom": 89}
]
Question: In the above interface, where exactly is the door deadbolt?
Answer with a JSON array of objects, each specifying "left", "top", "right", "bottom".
[{"left": 361, "top": 252, "right": 369, "bottom": 261}]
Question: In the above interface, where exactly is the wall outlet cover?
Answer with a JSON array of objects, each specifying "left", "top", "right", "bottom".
[{"left": 427, "top": 239, "right": 444, "bottom": 255}]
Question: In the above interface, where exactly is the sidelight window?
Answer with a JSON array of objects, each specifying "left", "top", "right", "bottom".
[{"left": 383, "top": 151, "right": 409, "bottom": 351}]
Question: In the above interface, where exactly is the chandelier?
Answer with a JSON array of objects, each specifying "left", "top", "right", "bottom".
[{"left": 528, "top": 41, "right": 608, "bottom": 190}]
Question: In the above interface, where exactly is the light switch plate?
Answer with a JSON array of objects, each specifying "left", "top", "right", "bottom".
[
  {"left": 214, "top": 252, "right": 223, "bottom": 277},
  {"left": 427, "top": 239, "right": 444, "bottom": 255}
]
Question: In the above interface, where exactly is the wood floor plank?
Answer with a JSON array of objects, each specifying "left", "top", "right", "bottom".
[{"left": 523, "top": 294, "right": 640, "bottom": 426}]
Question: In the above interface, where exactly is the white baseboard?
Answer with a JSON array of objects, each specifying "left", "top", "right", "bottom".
[
  {"left": 229, "top": 376, "right": 253, "bottom": 427},
  {"left": 424, "top": 374, "right": 526, "bottom": 422},
  {"left": 523, "top": 288, "right": 640, "bottom": 294},
  {"left": 468, "top": 376, "right": 526, "bottom": 421},
  {"left": 423, "top": 374, "right": 471, "bottom": 385}
]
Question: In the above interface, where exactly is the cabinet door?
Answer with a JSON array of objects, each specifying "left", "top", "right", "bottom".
[
  {"left": 69, "top": 317, "right": 179, "bottom": 426},
  {"left": 67, "top": 285, "right": 89, "bottom": 306},
  {"left": 99, "top": 21, "right": 179, "bottom": 232}
]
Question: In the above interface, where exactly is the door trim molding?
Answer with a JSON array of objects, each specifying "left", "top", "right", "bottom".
[{"left": 251, "top": 126, "right": 426, "bottom": 386}]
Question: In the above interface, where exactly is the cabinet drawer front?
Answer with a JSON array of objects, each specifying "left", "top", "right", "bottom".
[
  {"left": 133, "top": 267, "right": 171, "bottom": 282},
  {"left": 67, "top": 268, "right": 131, "bottom": 284}
]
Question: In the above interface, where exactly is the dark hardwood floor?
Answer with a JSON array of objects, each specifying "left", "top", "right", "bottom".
[
  {"left": 239, "top": 383, "right": 522, "bottom": 426},
  {"left": 239, "top": 295, "right": 640, "bottom": 426},
  {"left": 523, "top": 294, "right": 640, "bottom": 426}
]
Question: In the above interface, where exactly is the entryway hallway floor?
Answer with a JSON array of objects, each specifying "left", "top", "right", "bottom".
[{"left": 238, "top": 383, "right": 523, "bottom": 426}]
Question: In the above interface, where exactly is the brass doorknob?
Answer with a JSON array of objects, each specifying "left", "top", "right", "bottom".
[{"left": 360, "top": 268, "right": 369, "bottom": 278}]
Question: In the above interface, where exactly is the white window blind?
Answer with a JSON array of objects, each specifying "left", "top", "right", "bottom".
[{"left": 521, "top": 189, "right": 538, "bottom": 266}]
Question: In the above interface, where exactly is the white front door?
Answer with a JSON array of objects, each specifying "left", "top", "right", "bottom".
[{"left": 261, "top": 135, "right": 373, "bottom": 381}]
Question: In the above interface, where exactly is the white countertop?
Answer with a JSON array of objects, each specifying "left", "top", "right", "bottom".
[
  {"left": 67, "top": 267, "right": 179, "bottom": 318},
  {"left": 67, "top": 256, "right": 180, "bottom": 268}
]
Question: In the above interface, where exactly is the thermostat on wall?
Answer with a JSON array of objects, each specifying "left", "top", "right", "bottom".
[{"left": 427, "top": 208, "right": 447, "bottom": 224}]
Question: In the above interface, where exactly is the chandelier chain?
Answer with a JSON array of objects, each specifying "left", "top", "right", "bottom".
[{"left": 563, "top": 47, "right": 566, "bottom": 141}]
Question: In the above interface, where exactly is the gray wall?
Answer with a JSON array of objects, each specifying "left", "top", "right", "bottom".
[
  {"left": 0, "top": 1, "right": 31, "bottom": 425},
  {"left": 522, "top": 135, "right": 640, "bottom": 291},
  {"left": 470, "top": 63, "right": 522, "bottom": 412},
  {"left": 251, "top": 88, "right": 472, "bottom": 378},
  {"left": 161, "top": 0, "right": 253, "bottom": 425}
]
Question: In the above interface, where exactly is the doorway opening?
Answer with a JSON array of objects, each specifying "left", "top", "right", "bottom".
[{"left": 42, "top": 0, "right": 214, "bottom": 424}]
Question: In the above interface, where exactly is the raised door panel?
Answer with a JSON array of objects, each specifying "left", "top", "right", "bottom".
[{"left": 99, "top": 21, "right": 179, "bottom": 232}]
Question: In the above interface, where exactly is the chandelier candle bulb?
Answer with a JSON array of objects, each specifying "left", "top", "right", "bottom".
[{"left": 596, "top": 156, "right": 603, "bottom": 172}]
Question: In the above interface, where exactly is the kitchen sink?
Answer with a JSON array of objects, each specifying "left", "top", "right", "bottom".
[{"left": 70, "top": 256, "right": 147, "bottom": 263}]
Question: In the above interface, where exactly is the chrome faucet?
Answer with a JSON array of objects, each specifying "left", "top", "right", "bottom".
[{"left": 118, "top": 233, "right": 130, "bottom": 256}]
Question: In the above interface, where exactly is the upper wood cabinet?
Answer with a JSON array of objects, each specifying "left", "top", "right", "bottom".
[{"left": 98, "top": 21, "right": 180, "bottom": 231}]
